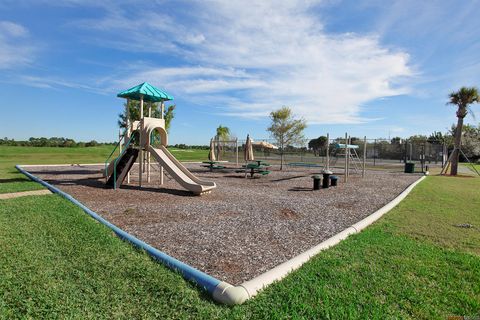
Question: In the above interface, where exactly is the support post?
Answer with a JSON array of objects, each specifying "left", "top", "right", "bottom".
[
  {"left": 421, "top": 143, "right": 425, "bottom": 173},
  {"left": 160, "top": 166, "right": 164, "bottom": 185},
  {"left": 119, "top": 129, "right": 122, "bottom": 154},
  {"left": 344, "top": 133, "right": 348, "bottom": 182},
  {"left": 373, "top": 139, "right": 377, "bottom": 166},
  {"left": 160, "top": 101, "right": 164, "bottom": 185},
  {"left": 125, "top": 99, "right": 130, "bottom": 139},
  {"left": 147, "top": 152, "right": 151, "bottom": 183},
  {"left": 362, "top": 136, "right": 366, "bottom": 178},
  {"left": 147, "top": 101, "right": 151, "bottom": 183},
  {"left": 139, "top": 95, "right": 144, "bottom": 187},
  {"left": 459, "top": 148, "right": 480, "bottom": 176},
  {"left": 326, "top": 133, "right": 330, "bottom": 171},
  {"left": 236, "top": 138, "right": 239, "bottom": 166},
  {"left": 347, "top": 136, "right": 351, "bottom": 178},
  {"left": 126, "top": 98, "right": 130, "bottom": 184}
]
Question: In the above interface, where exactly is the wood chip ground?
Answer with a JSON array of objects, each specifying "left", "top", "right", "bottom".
[{"left": 28, "top": 163, "right": 421, "bottom": 285}]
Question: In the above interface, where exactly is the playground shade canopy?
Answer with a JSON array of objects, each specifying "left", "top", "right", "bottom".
[
  {"left": 253, "top": 141, "right": 278, "bottom": 149},
  {"left": 117, "top": 82, "right": 174, "bottom": 102}
]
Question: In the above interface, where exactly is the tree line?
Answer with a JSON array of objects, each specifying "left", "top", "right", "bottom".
[{"left": 0, "top": 137, "right": 115, "bottom": 147}]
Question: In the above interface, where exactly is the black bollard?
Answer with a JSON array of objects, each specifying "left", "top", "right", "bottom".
[
  {"left": 330, "top": 175, "right": 338, "bottom": 186},
  {"left": 322, "top": 170, "right": 332, "bottom": 188},
  {"left": 312, "top": 175, "right": 321, "bottom": 190}
]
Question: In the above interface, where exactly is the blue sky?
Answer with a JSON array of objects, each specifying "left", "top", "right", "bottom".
[{"left": 0, "top": 0, "right": 479, "bottom": 145}]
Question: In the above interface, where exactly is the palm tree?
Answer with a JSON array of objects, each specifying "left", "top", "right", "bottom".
[
  {"left": 447, "top": 87, "right": 479, "bottom": 175},
  {"left": 215, "top": 125, "right": 230, "bottom": 160}
]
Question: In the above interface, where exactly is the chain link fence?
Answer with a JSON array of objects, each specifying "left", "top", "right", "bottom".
[{"left": 213, "top": 137, "right": 447, "bottom": 173}]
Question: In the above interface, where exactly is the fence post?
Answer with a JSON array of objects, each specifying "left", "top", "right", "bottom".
[
  {"left": 235, "top": 138, "right": 239, "bottom": 166},
  {"left": 373, "top": 139, "right": 377, "bottom": 166},
  {"left": 326, "top": 133, "right": 330, "bottom": 171},
  {"left": 344, "top": 132, "right": 348, "bottom": 182},
  {"left": 362, "top": 136, "right": 366, "bottom": 178}
]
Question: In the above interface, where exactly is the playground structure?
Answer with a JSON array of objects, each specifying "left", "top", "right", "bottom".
[
  {"left": 218, "top": 134, "right": 450, "bottom": 177},
  {"left": 104, "top": 82, "right": 216, "bottom": 195},
  {"left": 211, "top": 138, "right": 240, "bottom": 165},
  {"left": 326, "top": 134, "right": 367, "bottom": 182},
  {"left": 209, "top": 137, "right": 279, "bottom": 167},
  {"left": 219, "top": 133, "right": 368, "bottom": 182}
]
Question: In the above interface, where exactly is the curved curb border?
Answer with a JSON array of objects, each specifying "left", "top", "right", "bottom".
[
  {"left": 15, "top": 165, "right": 221, "bottom": 294},
  {"left": 224, "top": 175, "right": 427, "bottom": 304},
  {"left": 16, "top": 164, "right": 425, "bottom": 305}
]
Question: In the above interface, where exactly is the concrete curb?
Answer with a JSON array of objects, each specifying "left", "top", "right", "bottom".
[
  {"left": 16, "top": 164, "right": 426, "bottom": 306},
  {"left": 15, "top": 165, "right": 222, "bottom": 295},
  {"left": 19, "top": 163, "right": 105, "bottom": 167},
  {"left": 217, "top": 175, "right": 427, "bottom": 304}
]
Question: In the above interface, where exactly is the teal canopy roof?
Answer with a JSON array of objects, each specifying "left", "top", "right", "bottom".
[{"left": 117, "top": 82, "right": 174, "bottom": 102}]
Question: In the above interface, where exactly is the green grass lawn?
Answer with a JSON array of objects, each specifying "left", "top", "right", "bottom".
[
  {"left": 0, "top": 146, "right": 208, "bottom": 194},
  {"left": 1, "top": 148, "right": 479, "bottom": 318}
]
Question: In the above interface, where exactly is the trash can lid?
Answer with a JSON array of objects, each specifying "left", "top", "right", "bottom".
[
  {"left": 322, "top": 170, "right": 333, "bottom": 174},
  {"left": 311, "top": 175, "right": 322, "bottom": 179}
]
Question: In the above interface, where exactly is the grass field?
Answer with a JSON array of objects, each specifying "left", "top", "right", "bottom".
[
  {"left": 0, "top": 146, "right": 208, "bottom": 194},
  {"left": 1, "top": 147, "right": 479, "bottom": 318}
]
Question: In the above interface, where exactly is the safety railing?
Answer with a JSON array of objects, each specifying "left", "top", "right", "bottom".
[
  {"left": 104, "top": 130, "right": 128, "bottom": 179},
  {"left": 104, "top": 121, "right": 141, "bottom": 187},
  {"left": 111, "top": 131, "right": 139, "bottom": 189}
]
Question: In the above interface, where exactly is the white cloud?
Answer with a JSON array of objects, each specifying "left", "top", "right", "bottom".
[
  {"left": 80, "top": 0, "right": 414, "bottom": 124},
  {"left": 18, "top": 75, "right": 101, "bottom": 92},
  {"left": 0, "top": 21, "right": 32, "bottom": 69}
]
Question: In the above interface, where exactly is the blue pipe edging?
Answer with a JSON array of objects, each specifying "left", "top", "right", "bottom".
[{"left": 15, "top": 165, "right": 221, "bottom": 294}]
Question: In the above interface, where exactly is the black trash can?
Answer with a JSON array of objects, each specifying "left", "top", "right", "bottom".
[
  {"left": 312, "top": 175, "right": 321, "bottom": 190},
  {"left": 404, "top": 162, "right": 415, "bottom": 173},
  {"left": 330, "top": 175, "right": 338, "bottom": 186},
  {"left": 322, "top": 170, "right": 332, "bottom": 188}
]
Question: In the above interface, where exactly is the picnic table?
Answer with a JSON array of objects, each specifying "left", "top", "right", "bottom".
[
  {"left": 202, "top": 161, "right": 225, "bottom": 171},
  {"left": 253, "top": 160, "right": 271, "bottom": 166},
  {"left": 239, "top": 162, "right": 271, "bottom": 178}
]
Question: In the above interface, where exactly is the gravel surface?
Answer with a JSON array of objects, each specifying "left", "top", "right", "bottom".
[{"left": 27, "top": 163, "right": 421, "bottom": 285}]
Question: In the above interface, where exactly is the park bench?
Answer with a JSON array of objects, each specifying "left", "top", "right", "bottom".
[
  {"left": 202, "top": 161, "right": 226, "bottom": 171},
  {"left": 287, "top": 162, "right": 322, "bottom": 168}
]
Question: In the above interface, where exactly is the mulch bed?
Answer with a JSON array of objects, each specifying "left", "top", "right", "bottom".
[{"left": 27, "top": 163, "right": 421, "bottom": 285}]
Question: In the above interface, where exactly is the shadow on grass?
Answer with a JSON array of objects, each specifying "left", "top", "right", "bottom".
[{"left": 0, "top": 178, "right": 30, "bottom": 184}]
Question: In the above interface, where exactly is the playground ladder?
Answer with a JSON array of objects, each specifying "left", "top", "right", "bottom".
[{"left": 331, "top": 148, "right": 362, "bottom": 173}]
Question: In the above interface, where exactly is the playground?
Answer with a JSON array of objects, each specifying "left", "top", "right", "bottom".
[
  {"left": 3, "top": 80, "right": 478, "bottom": 313},
  {"left": 12, "top": 82, "right": 432, "bottom": 304},
  {"left": 26, "top": 163, "right": 420, "bottom": 285}
]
